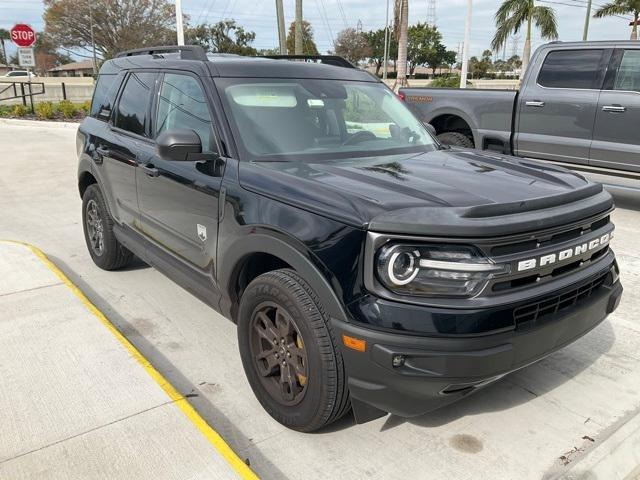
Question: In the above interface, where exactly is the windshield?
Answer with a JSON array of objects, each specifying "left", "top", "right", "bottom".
[{"left": 217, "top": 78, "right": 437, "bottom": 162}]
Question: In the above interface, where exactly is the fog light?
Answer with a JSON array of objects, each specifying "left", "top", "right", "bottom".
[{"left": 392, "top": 355, "right": 405, "bottom": 368}]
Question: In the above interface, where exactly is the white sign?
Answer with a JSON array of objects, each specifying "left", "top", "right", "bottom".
[{"left": 18, "top": 47, "right": 35, "bottom": 68}]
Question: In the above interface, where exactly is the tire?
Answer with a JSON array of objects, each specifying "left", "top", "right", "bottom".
[
  {"left": 81, "top": 184, "right": 133, "bottom": 271},
  {"left": 437, "top": 131, "right": 474, "bottom": 148},
  {"left": 237, "top": 269, "right": 351, "bottom": 432}
]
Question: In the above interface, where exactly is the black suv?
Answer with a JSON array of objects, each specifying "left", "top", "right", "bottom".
[{"left": 78, "top": 46, "right": 623, "bottom": 432}]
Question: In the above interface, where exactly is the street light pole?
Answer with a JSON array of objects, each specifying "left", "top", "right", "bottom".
[
  {"left": 295, "top": 0, "right": 303, "bottom": 54},
  {"left": 176, "top": 0, "right": 185, "bottom": 46},
  {"left": 583, "top": 0, "right": 593, "bottom": 41},
  {"left": 383, "top": 0, "right": 390, "bottom": 80},
  {"left": 89, "top": 2, "right": 98, "bottom": 76},
  {"left": 275, "top": 0, "right": 287, "bottom": 54},
  {"left": 460, "top": 0, "right": 472, "bottom": 89}
]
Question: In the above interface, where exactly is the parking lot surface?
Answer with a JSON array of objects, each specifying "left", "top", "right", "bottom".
[{"left": 1, "top": 120, "right": 640, "bottom": 479}]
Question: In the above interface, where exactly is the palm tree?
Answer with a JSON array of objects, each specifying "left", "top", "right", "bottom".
[
  {"left": 393, "top": 0, "right": 409, "bottom": 89},
  {"left": 593, "top": 0, "right": 640, "bottom": 40},
  {"left": 0, "top": 29, "right": 10, "bottom": 65},
  {"left": 491, "top": 0, "right": 558, "bottom": 77}
]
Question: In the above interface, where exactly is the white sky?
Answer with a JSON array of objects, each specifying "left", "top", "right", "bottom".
[{"left": 0, "top": 0, "right": 631, "bottom": 61}]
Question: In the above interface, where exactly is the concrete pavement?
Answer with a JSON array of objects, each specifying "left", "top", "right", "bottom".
[
  {"left": 0, "top": 241, "right": 255, "bottom": 480},
  {"left": 1, "top": 119, "right": 640, "bottom": 479}
]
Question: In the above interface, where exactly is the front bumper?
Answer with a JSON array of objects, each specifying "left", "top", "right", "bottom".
[{"left": 333, "top": 265, "right": 623, "bottom": 420}]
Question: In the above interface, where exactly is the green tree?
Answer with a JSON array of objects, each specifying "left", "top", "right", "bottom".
[
  {"left": 332, "top": 28, "right": 371, "bottom": 65},
  {"left": 594, "top": 0, "right": 640, "bottom": 40},
  {"left": 0, "top": 28, "right": 9, "bottom": 65},
  {"left": 286, "top": 20, "right": 318, "bottom": 55},
  {"left": 363, "top": 28, "right": 397, "bottom": 76},
  {"left": 186, "top": 20, "right": 257, "bottom": 55},
  {"left": 491, "top": 0, "right": 558, "bottom": 76},
  {"left": 44, "top": 0, "right": 178, "bottom": 59},
  {"left": 406, "top": 23, "right": 456, "bottom": 76}
]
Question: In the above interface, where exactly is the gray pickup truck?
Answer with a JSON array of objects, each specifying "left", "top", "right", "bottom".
[{"left": 401, "top": 41, "right": 640, "bottom": 174}]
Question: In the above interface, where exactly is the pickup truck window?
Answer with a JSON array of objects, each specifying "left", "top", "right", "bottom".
[
  {"left": 220, "top": 79, "right": 436, "bottom": 162},
  {"left": 537, "top": 49, "right": 604, "bottom": 90},
  {"left": 614, "top": 50, "right": 640, "bottom": 92}
]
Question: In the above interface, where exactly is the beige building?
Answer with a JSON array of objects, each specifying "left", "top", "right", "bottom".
[{"left": 48, "top": 60, "right": 95, "bottom": 77}]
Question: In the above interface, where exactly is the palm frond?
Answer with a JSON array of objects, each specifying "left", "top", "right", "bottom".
[
  {"left": 593, "top": 0, "right": 639, "bottom": 18},
  {"left": 492, "top": 0, "right": 531, "bottom": 51},
  {"left": 532, "top": 5, "right": 559, "bottom": 40}
]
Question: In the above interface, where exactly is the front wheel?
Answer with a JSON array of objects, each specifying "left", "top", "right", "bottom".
[
  {"left": 237, "top": 269, "right": 351, "bottom": 432},
  {"left": 82, "top": 184, "right": 133, "bottom": 270}
]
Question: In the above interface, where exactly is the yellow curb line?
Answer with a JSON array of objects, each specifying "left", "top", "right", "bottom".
[{"left": 2, "top": 240, "right": 259, "bottom": 480}]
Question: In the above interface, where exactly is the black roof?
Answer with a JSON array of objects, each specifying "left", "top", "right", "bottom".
[{"left": 100, "top": 48, "right": 378, "bottom": 83}]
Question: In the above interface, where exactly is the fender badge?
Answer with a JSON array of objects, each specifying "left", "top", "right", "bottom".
[{"left": 197, "top": 224, "right": 207, "bottom": 242}]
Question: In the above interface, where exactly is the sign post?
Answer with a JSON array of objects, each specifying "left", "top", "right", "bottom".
[{"left": 10, "top": 24, "right": 37, "bottom": 113}]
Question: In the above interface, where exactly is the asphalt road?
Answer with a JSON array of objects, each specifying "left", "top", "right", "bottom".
[{"left": 1, "top": 121, "right": 640, "bottom": 480}]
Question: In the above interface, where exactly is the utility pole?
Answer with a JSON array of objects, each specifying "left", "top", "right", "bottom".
[
  {"left": 295, "top": 0, "right": 303, "bottom": 55},
  {"left": 89, "top": 2, "right": 98, "bottom": 76},
  {"left": 460, "top": 0, "right": 472, "bottom": 88},
  {"left": 426, "top": 0, "right": 436, "bottom": 27},
  {"left": 583, "top": 0, "right": 593, "bottom": 41},
  {"left": 175, "top": 0, "right": 185, "bottom": 46},
  {"left": 383, "top": 0, "right": 390, "bottom": 80},
  {"left": 275, "top": 0, "right": 287, "bottom": 54}
]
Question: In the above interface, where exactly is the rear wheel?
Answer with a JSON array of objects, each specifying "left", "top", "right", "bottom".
[
  {"left": 238, "top": 269, "right": 350, "bottom": 432},
  {"left": 437, "top": 131, "right": 474, "bottom": 148},
  {"left": 82, "top": 184, "right": 133, "bottom": 270}
]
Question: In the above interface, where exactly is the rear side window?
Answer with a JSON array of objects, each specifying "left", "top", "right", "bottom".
[
  {"left": 537, "top": 49, "right": 604, "bottom": 89},
  {"left": 90, "top": 74, "right": 120, "bottom": 119},
  {"left": 114, "top": 72, "right": 156, "bottom": 136},
  {"left": 614, "top": 50, "right": 640, "bottom": 92}
]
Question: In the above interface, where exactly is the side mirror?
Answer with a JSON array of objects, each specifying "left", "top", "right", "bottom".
[
  {"left": 157, "top": 129, "right": 202, "bottom": 161},
  {"left": 423, "top": 122, "right": 437, "bottom": 136}
]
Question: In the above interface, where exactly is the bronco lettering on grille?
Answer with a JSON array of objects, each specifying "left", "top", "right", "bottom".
[{"left": 517, "top": 232, "right": 612, "bottom": 272}]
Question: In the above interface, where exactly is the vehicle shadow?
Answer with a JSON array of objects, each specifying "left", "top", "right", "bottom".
[{"left": 383, "top": 318, "right": 616, "bottom": 431}]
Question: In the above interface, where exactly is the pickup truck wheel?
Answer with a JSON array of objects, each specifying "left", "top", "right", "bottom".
[
  {"left": 437, "top": 131, "right": 474, "bottom": 148},
  {"left": 238, "top": 269, "right": 351, "bottom": 432},
  {"left": 82, "top": 184, "right": 133, "bottom": 270}
]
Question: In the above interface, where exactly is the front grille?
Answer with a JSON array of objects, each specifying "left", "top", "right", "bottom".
[{"left": 513, "top": 271, "right": 609, "bottom": 325}]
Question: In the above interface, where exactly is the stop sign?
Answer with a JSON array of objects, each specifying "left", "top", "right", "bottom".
[{"left": 10, "top": 24, "right": 37, "bottom": 48}]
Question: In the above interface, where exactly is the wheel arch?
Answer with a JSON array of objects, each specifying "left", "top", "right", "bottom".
[
  {"left": 219, "top": 231, "right": 349, "bottom": 324},
  {"left": 427, "top": 109, "right": 476, "bottom": 147}
]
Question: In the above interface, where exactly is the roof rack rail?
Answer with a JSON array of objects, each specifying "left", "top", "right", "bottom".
[
  {"left": 263, "top": 55, "right": 355, "bottom": 69},
  {"left": 115, "top": 45, "right": 208, "bottom": 61}
]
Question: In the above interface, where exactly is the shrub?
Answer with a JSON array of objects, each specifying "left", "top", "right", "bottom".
[
  {"left": 58, "top": 100, "right": 77, "bottom": 119},
  {"left": 78, "top": 100, "right": 91, "bottom": 115},
  {"left": 35, "top": 101, "right": 56, "bottom": 119},
  {"left": 430, "top": 75, "right": 464, "bottom": 88},
  {"left": 11, "top": 104, "right": 29, "bottom": 117},
  {"left": 0, "top": 105, "right": 12, "bottom": 117}
]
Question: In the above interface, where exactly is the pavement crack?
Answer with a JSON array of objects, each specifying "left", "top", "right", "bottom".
[
  {"left": 0, "top": 400, "right": 176, "bottom": 465},
  {"left": 0, "top": 282, "right": 63, "bottom": 298}
]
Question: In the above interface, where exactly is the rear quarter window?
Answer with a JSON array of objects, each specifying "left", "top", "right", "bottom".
[
  {"left": 90, "top": 74, "right": 121, "bottom": 119},
  {"left": 537, "top": 49, "right": 605, "bottom": 89}
]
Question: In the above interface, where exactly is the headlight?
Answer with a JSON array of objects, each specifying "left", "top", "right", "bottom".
[{"left": 376, "top": 244, "right": 509, "bottom": 298}]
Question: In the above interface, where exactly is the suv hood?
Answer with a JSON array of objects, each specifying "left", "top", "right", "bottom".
[{"left": 239, "top": 149, "right": 613, "bottom": 237}]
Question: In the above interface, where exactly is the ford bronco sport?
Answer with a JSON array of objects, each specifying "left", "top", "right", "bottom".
[{"left": 77, "top": 46, "right": 623, "bottom": 432}]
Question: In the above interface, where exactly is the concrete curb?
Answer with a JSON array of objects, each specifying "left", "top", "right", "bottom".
[
  {"left": 558, "top": 407, "right": 640, "bottom": 480},
  {"left": 0, "top": 118, "right": 80, "bottom": 129}
]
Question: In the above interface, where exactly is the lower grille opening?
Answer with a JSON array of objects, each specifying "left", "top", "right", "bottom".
[{"left": 513, "top": 271, "right": 609, "bottom": 325}]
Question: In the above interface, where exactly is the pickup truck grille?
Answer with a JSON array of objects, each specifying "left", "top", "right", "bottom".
[
  {"left": 478, "top": 212, "right": 614, "bottom": 296},
  {"left": 513, "top": 270, "right": 609, "bottom": 325}
]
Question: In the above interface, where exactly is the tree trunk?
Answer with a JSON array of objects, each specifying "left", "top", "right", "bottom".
[
  {"left": 375, "top": 62, "right": 381, "bottom": 76},
  {"left": 394, "top": 0, "right": 409, "bottom": 89},
  {"left": 632, "top": 13, "right": 639, "bottom": 40},
  {"left": 521, "top": 14, "right": 533, "bottom": 79}
]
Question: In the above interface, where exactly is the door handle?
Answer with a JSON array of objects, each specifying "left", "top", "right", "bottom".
[
  {"left": 602, "top": 105, "right": 626, "bottom": 113},
  {"left": 140, "top": 164, "right": 159, "bottom": 177},
  {"left": 525, "top": 101, "right": 545, "bottom": 107},
  {"left": 95, "top": 146, "right": 111, "bottom": 157}
]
